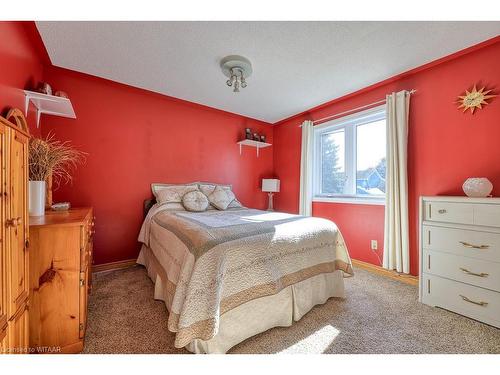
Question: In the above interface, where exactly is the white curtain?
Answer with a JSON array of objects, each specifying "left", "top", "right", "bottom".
[
  {"left": 383, "top": 91, "right": 410, "bottom": 274},
  {"left": 299, "top": 120, "right": 314, "bottom": 216}
]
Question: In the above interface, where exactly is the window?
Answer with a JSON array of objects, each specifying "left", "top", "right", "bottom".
[{"left": 313, "top": 105, "right": 386, "bottom": 204}]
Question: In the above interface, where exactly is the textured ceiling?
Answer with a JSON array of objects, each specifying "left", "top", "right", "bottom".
[{"left": 36, "top": 22, "right": 500, "bottom": 123}]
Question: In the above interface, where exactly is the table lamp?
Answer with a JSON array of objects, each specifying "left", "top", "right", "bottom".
[{"left": 262, "top": 179, "right": 280, "bottom": 211}]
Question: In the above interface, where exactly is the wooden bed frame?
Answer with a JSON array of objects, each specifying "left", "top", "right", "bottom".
[{"left": 144, "top": 198, "right": 156, "bottom": 217}]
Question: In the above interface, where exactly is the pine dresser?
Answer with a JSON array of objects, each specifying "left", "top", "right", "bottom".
[{"left": 28, "top": 208, "right": 94, "bottom": 353}]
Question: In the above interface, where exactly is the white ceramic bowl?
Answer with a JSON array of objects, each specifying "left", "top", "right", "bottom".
[{"left": 462, "top": 178, "right": 493, "bottom": 198}]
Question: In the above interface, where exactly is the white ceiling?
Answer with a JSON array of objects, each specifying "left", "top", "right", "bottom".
[{"left": 36, "top": 22, "right": 500, "bottom": 123}]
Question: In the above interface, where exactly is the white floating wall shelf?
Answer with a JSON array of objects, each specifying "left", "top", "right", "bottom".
[
  {"left": 24, "top": 90, "right": 76, "bottom": 128},
  {"left": 237, "top": 139, "right": 271, "bottom": 157}
]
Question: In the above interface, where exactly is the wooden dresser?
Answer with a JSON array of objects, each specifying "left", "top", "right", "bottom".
[
  {"left": 0, "top": 114, "right": 30, "bottom": 354},
  {"left": 29, "top": 208, "right": 94, "bottom": 353},
  {"left": 420, "top": 196, "right": 500, "bottom": 328}
]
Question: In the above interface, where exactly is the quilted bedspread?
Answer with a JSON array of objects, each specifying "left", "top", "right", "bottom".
[{"left": 138, "top": 206, "right": 353, "bottom": 348}]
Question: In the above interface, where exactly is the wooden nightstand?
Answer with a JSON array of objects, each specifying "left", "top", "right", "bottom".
[{"left": 29, "top": 208, "right": 94, "bottom": 353}]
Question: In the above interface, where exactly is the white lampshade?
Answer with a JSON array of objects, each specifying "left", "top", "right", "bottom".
[{"left": 262, "top": 179, "right": 280, "bottom": 193}]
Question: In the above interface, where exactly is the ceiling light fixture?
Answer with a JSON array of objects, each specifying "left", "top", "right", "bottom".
[{"left": 220, "top": 55, "right": 252, "bottom": 93}]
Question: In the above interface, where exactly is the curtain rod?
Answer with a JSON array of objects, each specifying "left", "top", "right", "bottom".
[{"left": 299, "top": 89, "right": 417, "bottom": 127}]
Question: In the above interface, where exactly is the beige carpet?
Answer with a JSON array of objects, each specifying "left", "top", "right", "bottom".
[{"left": 83, "top": 265, "right": 500, "bottom": 354}]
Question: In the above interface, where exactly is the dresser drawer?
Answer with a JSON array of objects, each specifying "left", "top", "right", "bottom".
[
  {"left": 422, "top": 274, "right": 500, "bottom": 328},
  {"left": 79, "top": 219, "right": 93, "bottom": 271},
  {"left": 423, "top": 249, "right": 500, "bottom": 292},
  {"left": 80, "top": 246, "right": 90, "bottom": 271},
  {"left": 474, "top": 204, "right": 500, "bottom": 227},
  {"left": 424, "top": 200, "right": 500, "bottom": 227},
  {"left": 422, "top": 225, "right": 500, "bottom": 263},
  {"left": 424, "top": 201, "right": 473, "bottom": 225}
]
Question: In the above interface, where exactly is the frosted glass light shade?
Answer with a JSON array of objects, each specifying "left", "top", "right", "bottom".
[{"left": 262, "top": 179, "right": 280, "bottom": 193}]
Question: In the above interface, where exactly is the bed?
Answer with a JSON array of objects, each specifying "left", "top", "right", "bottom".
[{"left": 137, "top": 183, "right": 353, "bottom": 354}]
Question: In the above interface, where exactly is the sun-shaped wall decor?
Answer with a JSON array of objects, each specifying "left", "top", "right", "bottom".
[{"left": 457, "top": 84, "right": 497, "bottom": 114}]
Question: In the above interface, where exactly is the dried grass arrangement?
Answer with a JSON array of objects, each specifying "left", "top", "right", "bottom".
[{"left": 29, "top": 133, "right": 86, "bottom": 188}]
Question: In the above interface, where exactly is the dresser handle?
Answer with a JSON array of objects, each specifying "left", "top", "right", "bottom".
[
  {"left": 5, "top": 217, "right": 22, "bottom": 227},
  {"left": 459, "top": 241, "right": 489, "bottom": 249},
  {"left": 437, "top": 209, "right": 447, "bottom": 214},
  {"left": 459, "top": 294, "right": 488, "bottom": 307},
  {"left": 459, "top": 267, "right": 489, "bottom": 278}
]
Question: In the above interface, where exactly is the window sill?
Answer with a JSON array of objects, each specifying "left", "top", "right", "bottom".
[{"left": 313, "top": 196, "right": 385, "bottom": 206}]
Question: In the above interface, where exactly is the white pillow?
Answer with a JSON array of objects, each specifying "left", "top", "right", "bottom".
[
  {"left": 153, "top": 183, "right": 199, "bottom": 205},
  {"left": 151, "top": 182, "right": 197, "bottom": 197},
  {"left": 182, "top": 191, "right": 209, "bottom": 212},
  {"left": 198, "top": 183, "right": 219, "bottom": 197}
]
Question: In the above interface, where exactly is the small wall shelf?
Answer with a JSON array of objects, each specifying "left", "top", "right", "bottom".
[
  {"left": 24, "top": 90, "right": 76, "bottom": 128},
  {"left": 237, "top": 139, "right": 272, "bottom": 157}
]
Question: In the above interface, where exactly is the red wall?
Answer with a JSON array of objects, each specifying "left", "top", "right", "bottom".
[
  {"left": 41, "top": 66, "right": 274, "bottom": 265},
  {"left": 0, "top": 22, "right": 45, "bottom": 135},
  {"left": 273, "top": 37, "right": 500, "bottom": 275},
  {"left": 2, "top": 22, "right": 499, "bottom": 274}
]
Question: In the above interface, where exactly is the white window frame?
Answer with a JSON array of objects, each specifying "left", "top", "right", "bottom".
[{"left": 312, "top": 105, "right": 386, "bottom": 205}]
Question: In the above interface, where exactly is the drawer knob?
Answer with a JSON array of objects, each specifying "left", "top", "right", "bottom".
[
  {"left": 459, "top": 267, "right": 489, "bottom": 278},
  {"left": 459, "top": 241, "right": 490, "bottom": 250},
  {"left": 6, "top": 217, "right": 22, "bottom": 227},
  {"left": 437, "top": 209, "right": 447, "bottom": 214},
  {"left": 459, "top": 294, "right": 488, "bottom": 307}
]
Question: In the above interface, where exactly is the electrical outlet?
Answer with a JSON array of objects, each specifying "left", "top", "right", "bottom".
[{"left": 371, "top": 240, "right": 378, "bottom": 251}]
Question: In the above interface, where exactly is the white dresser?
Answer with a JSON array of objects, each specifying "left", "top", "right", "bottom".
[{"left": 420, "top": 196, "right": 500, "bottom": 328}]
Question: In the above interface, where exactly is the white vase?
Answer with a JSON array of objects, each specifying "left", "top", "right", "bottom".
[
  {"left": 29, "top": 181, "right": 46, "bottom": 216},
  {"left": 462, "top": 178, "right": 493, "bottom": 198}
]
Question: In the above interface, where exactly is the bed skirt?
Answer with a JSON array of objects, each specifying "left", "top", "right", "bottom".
[{"left": 137, "top": 244, "right": 345, "bottom": 354}]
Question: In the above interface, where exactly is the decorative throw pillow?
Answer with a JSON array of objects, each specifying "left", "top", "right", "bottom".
[
  {"left": 199, "top": 183, "right": 243, "bottom": 209},
  {"left": 182, "top": 191, "right": 209, "bottom": 212},
  {"left": 154, "top": 184, "right": 199, "bottom": 205},
  {"left": 228, "top": 197, "right": 243, "bottom": 208},
  {"left": 207, "top": 186, "right": 235, "bottom": 210}
]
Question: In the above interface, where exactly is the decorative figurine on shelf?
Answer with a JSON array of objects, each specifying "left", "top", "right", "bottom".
[
  {"left": 55, "top": 91, "right": 69, "bottom": 99},
  {"left": 245, "top": 128, "right": 253, "bottom": 140},
  {"left": 253, "top": 133, "right": 260, "bottom": 141},
  {"left": 260, "top": 135, "right": 266, "bottom": 143},
  {"left": 37, "top": 82, "right": 53, "bottom": 96}
]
